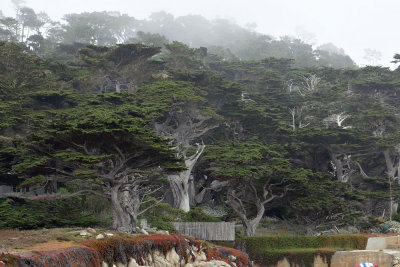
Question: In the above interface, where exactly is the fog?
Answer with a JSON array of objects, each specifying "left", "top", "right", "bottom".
[{"left": 2, "top": 0, "right": 399, "bottom": 68}]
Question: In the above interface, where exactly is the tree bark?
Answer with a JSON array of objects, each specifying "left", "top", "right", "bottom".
[
  {"left": 245, "top": 203, "right": 265, "bottom": 237},
  {"left": 227, "top": 178, "right": 288, "bottom": 236},
  {"left": 227, "top": 188, "right": 265, "bottom": 237},
  {"left": 110, "top": 182, "right": 133, "bottom": 232},
  {"left": 153, "top": 103, "right": 218, "bottom": 212},
  {"left": 330, "top": 152, "right": 345, "bottom": 182},
  {"left": 383, "top": 149, "right": 400, "bottom": 182},
  {"left": 327, "top": 148, "right": 354, "bottom": 183},
  {"left": 167, "top": 171, "right": 190, "bottom": 211},
  {"left": 167, "top": 144, "right": 205, "bottom": 212}
]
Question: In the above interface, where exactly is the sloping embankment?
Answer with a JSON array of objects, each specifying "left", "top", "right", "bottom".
[{"left": 0, "top": 234, "right": 250, "bottom": 267}]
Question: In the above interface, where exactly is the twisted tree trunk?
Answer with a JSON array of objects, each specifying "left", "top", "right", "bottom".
[
  {"left": 167, "top": 144, "right": 205, "bottom": 212},
  {"left": 227, "top": 186, "right": 265, "bottom": 237},
  {"left": 227, "top": 178, "right": 289, "bottom": 236},
  {"left": 110, "top": 182, "right": 133, "bottom": 232}
]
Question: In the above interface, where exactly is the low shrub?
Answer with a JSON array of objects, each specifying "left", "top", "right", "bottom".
[
  {"left": 217, "top": 234, "right": 368, "bottom": 267},
  {"left": 183, "top": 207, "right": 221, "bottom": 222},
  {"left": 145, "top": 216, "right": 177, "bottom": 233},
  {"left": 141, "top": 199, "right": 220, "bottom": 232},
  {"left": 0, "top": 198, "right": 100, "bottom": 229},
  {"left": 241, "top": 234, "right": 368, "bottom": 253}
]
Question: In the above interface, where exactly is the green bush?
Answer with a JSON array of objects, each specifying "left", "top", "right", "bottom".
[
  {"left": 145, "top": 216, "right": 177, "bottom": 233},
  {"left": 0, "top": 198, "right": 100, "bottom": 229},
  {"left": 241, "top": 235, "right": 367, "bottom": 252},
  {"left": 183, "top": 207, "right": 221, "bottom": 222},
  {"left": 217, "top": 235, "right": 368, "bottom": 267},
  {"left": 140, "top": 199, "right": 220, "bottom": 232},
  {"left": 392, "top": 213, "right": 400, "bottom": 222}
]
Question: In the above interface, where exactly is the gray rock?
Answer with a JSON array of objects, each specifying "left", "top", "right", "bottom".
[
  {"left": 80, "top": 230, "right": 91, "bottom": 236},
  {"left": 228, "top": 255, "right": 237, "bottom": 262},
  {"left": 139, "top": 228, "right": 149, "bottom": 235},
  {"left": 96, "top": 234, "right": 105, "bottom": 239},
  {"left": 87, "top": 227, "right": 96, "bottom": 234},
  {"left": 155, "top": 230, "right": 169, "bottom": 235}
]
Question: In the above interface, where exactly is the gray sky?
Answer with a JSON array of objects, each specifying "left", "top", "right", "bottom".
[{"left": 2, "top": 0, "right": 399, "bottom": 68}]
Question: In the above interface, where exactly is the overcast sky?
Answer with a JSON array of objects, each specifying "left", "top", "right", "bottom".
[{"left": 2, "top": 0, "right": 399, "bottom": 68}]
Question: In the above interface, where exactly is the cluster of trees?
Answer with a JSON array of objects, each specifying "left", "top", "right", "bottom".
[
  {"left": 1, "top": 38, "right": 400, "bottom": 236},
  {"left": 1, "top": 4, "right": 400, "bottom": 237},
  {"left": 1, "top": 3, "right": 356, "bottom": 68}
]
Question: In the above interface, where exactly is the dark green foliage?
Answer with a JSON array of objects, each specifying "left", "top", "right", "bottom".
[
  {"left": 77, "top": 44, "right": 161, "bottom": 70},
  {"left": 204, "top": 138, "right": 288, "bottom": 180},
  {"left": 146, "top": 216, "right": 177, "bottom": 233},
  {"left": 141, "top": 201, "right": 220, "bottom": 232},
  {"left": 1, "top": 33, "right": 400, "bottom": 233},
  {"left": 392, "top": 213, "right": 400, "bottom": 222},
  {"left": 16, "top": 175, "right": 46, "bottom": 189},
  {"left": 0, "top": 198, "right": 99, "bottom": 229},
  {"left": 184, "top": 207, "right": 221, "bottom": 222},
  {"left": 134, "top": 81, "right": 203, "bottom": 118}
]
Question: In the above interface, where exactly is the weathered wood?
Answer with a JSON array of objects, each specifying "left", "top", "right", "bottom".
[{"left": 172, "top": 222, "right": 235, "bottom": 241}]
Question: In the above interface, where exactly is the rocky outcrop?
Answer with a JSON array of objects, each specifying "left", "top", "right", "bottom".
[
  {"left": 393, "top": 256, "right": 400, "bottom": 267},
  {"left": 0, "top": 234, "right": 250, "bottom": 267}
]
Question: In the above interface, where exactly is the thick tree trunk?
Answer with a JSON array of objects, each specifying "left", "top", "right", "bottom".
[
  {"left": 168, "top": 170, "right": 191, "bottom": 212},
  {"left": 329, "top": 152, "right": 345, "bottom": 182},
  {"left": 110, "top": 183, "right": 134, "bottom": 232},
  {"left": 244, "top": 204, "right": 265, "bottom": 237},
  {"left": 189, "top": 174, "right": 196, "bottom": 206},
  {"left": 227, "top": 178, "right": 287, "bottom": 237},
  {"left": 384, "top": 149, "right": 399, "bottom": 182},
  {"left": 121, "top": 189, "right": 140, "bottom": 230},
  {"left": 227, "top": 188, "right": 265, "bottom": 237},
  {"left": 327, "top": 149, "right": 354, "bottom": 183},
  {"left": 167, "top": 144, "right": 205, "bottom": 212}
]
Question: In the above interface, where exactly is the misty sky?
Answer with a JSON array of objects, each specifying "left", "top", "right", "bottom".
[{"left": 2, "top": 0, "right": 399, "bottom": 68}]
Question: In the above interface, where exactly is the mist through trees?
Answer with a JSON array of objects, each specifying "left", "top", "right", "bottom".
[{"left": 0, "top": 6, "right": 357, "bottom": 68}]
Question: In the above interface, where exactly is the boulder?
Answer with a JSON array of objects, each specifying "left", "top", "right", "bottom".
[
  {"left": 96, "top": 234, "right": 105, "bottom": 239},
  {"left": 80, "top": 230, "right": 92, "bottom": 236},
  {"left": 228, "top": 255, "right": 237, "bottom": 262},
  {"left": 392, "top": 256, "right": 400, "bottom": 266},
  {"left": 155, "top": 230, "right": 169, "bottom": 235},
  {"left": 87, "top": 227, "right": 97, "bottom": 234},
  {"left": 139, "top": 228, "right": 149, "bottom": 235}
]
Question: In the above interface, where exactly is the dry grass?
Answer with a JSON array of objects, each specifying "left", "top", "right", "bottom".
[
  {"left": 0, "top": 228, "right": 87, "bottom": 253},
  {"left": 0, "top": 228, "right": 140, "bottom": 254}
]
